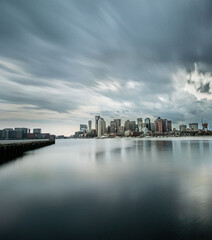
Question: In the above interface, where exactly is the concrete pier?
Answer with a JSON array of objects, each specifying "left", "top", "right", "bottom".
[{"left": 0, "top": 139, "right": 55, "bottom": 164}]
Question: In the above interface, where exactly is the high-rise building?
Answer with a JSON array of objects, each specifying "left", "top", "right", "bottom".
[
  {"left": 151, "top": 122, "right": 155, "bottom": 132},
  {"left": 88, "top": 120, "right": 92, "bottom": 132},
  {"left": 154, "top": 117, "right": 160, "bottom": 132},
  {"left": 129, "top": 121, "right": 136, "bottom": 132},
  {"left": 145, "top": 118, "right": 151, "bottom": 131},
  {"left": 95, "top": 116, "right": 100, "bottom": 135},
  {"left": 110, "top": 120, "right": 117, "bottom": 133},
  {"left": 98, "top": 118, "right": 106, "bottom": 137},
  {"left": 124, "top": 120, "right": 130, "bottom": 131},
  {"left": 107, "top": 125, "right": 111, "bottom": 134},
  {"left": 114, "top": 119, "right": 121, "bottom": 127},
  {"left": 166, "top": 120, "right": 172, "bottom": 132},
  {"left": 124, "top": 120, "right": 136, "bottom": 132},
  {"left": 137, "top": 118, "right": 143, "bottom": 132},
  {"left": 155, "top": 117, "right": 165, "bottom": 133},
  {"left": 137, "top": 118, "right": 142, "bottom": 124},
  {"left": 154, "top": 117, "right": 171, "bottom": 133},
  {"left": 158, "top": 119, "right": 165, "bottom": 133},
  {"left": 189, "top": 123, "right": 198, "bottom": 131}
]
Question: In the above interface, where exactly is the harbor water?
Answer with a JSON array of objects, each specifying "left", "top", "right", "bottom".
[{"left": 0, "top": 137, "right": 212, "bottom": 239}]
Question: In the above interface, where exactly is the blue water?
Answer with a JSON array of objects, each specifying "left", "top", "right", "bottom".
[{"left": 0, "top": 137, "right": 212, "bottom": 239}]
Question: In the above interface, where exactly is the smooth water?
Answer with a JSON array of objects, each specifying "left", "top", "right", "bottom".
[{"left": 1, "top": 137, "right": 212, "bottom": 239}]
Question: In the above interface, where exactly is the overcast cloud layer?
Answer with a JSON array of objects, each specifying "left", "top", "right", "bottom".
[{"left": 0, "top": 0, "right": 212, "bottom": 134}]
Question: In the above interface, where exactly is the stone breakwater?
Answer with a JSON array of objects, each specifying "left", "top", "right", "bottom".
[{"left": 0, "top": 139, "right": 55, "bottom": 164}]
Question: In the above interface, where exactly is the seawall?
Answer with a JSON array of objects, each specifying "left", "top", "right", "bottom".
[{"left": 0, "top": 139, "right": 55, "bottom": 164}]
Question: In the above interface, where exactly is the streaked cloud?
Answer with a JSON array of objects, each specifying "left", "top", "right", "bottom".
[{"left": 0, "top": 0, "right": 212, "bottom": 134}]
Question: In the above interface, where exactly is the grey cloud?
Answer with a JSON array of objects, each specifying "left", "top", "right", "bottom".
[
  {"left": 0, "top": 0, "right": 212, "bottom": 131},
  {"left": 197, "top": 83, "right": 210, "bottom": 93},
  {"left": 0, "top": 63, "right": 19, "bottom": 74}
]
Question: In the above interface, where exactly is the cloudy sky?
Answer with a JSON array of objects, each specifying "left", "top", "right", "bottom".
[{"left": 0, "top": 0, "right": 212, "bottom": 135}]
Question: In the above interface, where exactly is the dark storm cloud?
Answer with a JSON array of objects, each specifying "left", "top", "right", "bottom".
[
  {"left": 197, "top": 83, "right": 210, "bottom": 93},
  {"left": 0, "top": 0, "right": 212, "bottom": 129}
]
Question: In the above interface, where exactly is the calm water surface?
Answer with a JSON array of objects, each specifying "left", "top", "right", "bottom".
[{"left": 0, "top": 137, "right": 212, "bottom": 239}]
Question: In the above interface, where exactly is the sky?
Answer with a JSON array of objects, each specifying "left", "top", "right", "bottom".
[{"left": 0, "top": 0, "right": 212, "bottom": 135}]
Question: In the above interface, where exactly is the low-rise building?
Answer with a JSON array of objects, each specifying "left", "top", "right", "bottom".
[
  {"left": 33, "top": 128, "right": 41, "bottom": 134},
  {"left": 180, "top": 125, "right": 187, "bottom": 131},
  {"left": 189, "top": 123, "right": 198, "bottom": 131}
]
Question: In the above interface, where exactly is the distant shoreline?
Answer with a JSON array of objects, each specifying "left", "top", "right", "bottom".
[{"left": 57, "top": 135, "right": 212, "bottom": 140}]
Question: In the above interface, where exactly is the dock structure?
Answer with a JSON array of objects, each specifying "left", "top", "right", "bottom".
[{"left": 0, "top": 139, "right": 55, "bottom": 164}]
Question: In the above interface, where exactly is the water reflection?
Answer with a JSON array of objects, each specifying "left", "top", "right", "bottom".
[
  {"left": 154, "top": 140, "right": 173, "bottom": 151},
  {"left": 0, "top": 137, "right": 212, "bottom": 239}
]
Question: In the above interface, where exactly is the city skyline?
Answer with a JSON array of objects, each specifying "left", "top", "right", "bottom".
[
  {"left": 0, "top": 1, "right": 212, "bottom": 135},
  {"left": 1, "top": 113, "right": 209, "bottom": 137},
  {"left": 0, "top": 114, "right": 211, "bottom": 136},
  {"left": 74, "top": 115, "right": 210, "bottom": 138}
]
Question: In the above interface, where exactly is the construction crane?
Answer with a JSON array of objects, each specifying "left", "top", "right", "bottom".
[{"left": 201, "top": 117, "right": 208, "bottom": 131}]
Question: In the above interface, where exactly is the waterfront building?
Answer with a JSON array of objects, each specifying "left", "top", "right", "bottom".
[
  {"left": 202, "top": 123, "right": 208, "bottom": 131},
  {"left": 189, "top": 123, "right": 198, "bottom": 131},
  {"left": 74, "top": 131, "right": 82, "bottom": 138},
  {"left": 125, "top": 130, "right": 131, "bottom": 137},
  {"left": 15, "top": 131, "right": 23, "bottom": 139},
  {"left": 15, "top": 128, "right": 30, "bottom": 133},
  {"left": 90, "top": 129, "right": 96, "bottom": 137},
  {"left": 33, "top": 128, "right": 41, "bottom": 134},
  {"left": 80, "top": 124, "right": 87, "bottom": 132},
  {"left": 98, "top": 118, "right": 106, "bottom": 137},
  {"left": 3, "top": 128, "right": 15, "bottom": 139},
  {"left": 13, "top": 128, "right": 23, "bottom": 139},
  {"left": 27, "top": 133, "right": 36, "bottom": 139},
  {"left": 0, "top": 127, "right": 54, "bottom": 140},
  {"left": 15, "top": 128, "right": 30, "bottom": 139},
  {"left": 3, "top": 128, "right": 13, "bottom": 139},
  {"left": 180, "top": 125, "right": 187, "bottom": 131},
  {"left": 117, "top": 126, "right": 125, "bottom": 134},
  {"left": 142, "top": 127, "right": 149, "bottom": 134},
  {"left": 78, "top": 126, "right": 86, "bottom": 137}
]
